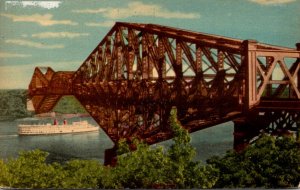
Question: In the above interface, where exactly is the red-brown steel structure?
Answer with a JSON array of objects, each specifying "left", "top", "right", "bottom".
[{"left": 28, "top": 22, "right": 300, "bottom": 164}]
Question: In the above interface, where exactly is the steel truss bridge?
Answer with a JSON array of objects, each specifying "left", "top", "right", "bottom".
[{"left": 28, "top": 22, "right": 300, "bottom": 164}]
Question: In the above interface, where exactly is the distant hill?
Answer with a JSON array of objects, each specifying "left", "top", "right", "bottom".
[
  {"left": 0, "top": 90, "right": 86, "bottom": 120},
  {"left": 0, "top": 89, "right": 32, "bottom": 120}
]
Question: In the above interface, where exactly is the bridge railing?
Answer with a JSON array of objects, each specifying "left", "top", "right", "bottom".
[{"left": 244, "top": 40, "right": 300, "bottom": 110}]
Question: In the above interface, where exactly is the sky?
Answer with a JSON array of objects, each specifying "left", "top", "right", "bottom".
[{"left": 0, "top": 0, "right": 299, "bottom": 89}]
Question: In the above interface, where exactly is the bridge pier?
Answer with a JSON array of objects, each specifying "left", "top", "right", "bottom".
[
  {"left": 233, "top": 118, "right": 252, "bottom": 151},
  {"left": 104, "top": 146, "right": 118, "bottom": 166},
  {"left": 296, "top": 43, "right": 300, "bottom": 91},
  {"left": 297, "top": 123, "right": 300, "bottom": 142}
]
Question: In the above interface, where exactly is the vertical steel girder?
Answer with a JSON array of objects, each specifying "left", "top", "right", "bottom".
[{"left": 28, "top": 22, "right": 300, "bottom": 153}]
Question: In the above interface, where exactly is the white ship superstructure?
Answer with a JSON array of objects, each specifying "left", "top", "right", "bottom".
[{"left": 18, "top": 120, "right": 99, "bottom": 135}]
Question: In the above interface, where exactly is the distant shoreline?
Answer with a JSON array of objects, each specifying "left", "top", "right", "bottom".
[
  {"left": 0, "top": 113, "right": 91, "bottom": 121},
  {"left": 0, "top": 116, "right": 16, "bottom": 121},
  {"left": 34, "top": 112, "right": 90, "bottom": 119}
]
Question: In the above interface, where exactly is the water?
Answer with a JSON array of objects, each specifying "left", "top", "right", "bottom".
[{"left": 0, "top": 117, "right": 234, "bottom": 164}]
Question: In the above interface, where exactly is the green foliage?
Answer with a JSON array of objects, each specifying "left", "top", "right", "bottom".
[
  {"left": 0, "top": 150, "right": 104, "bottom": 189},
  {"left": 4, "top": 150, "right": 63, "bottom": 188},
  {"left": 62, "top": 159, "right": 103, "bottom": 188},
  {"left": 1, "top": 134, "right": 299, "bottom": 189},
  {"left": 53, "top": 95, "right": 87, "bottom": 114},
  {"left": 167, "top": 108, "right": 218, "bottom": 188},
  {"left": 207, "top": 134, "right": 300, "bottom": 188},
  {"left": 0, "top": 90, "right": 32, "bottom": 120},
  {"left": 101, "top": 107, "right": 218, "bottom": 189},
  {"left": 0, "top": 90, "right": 86, "bottom": 120},
  {"left": 0, "top": 159, "right": 10, "bottom": 187},
  {"left": 103, "top": 140, "right": 172, "bottom": 188}
]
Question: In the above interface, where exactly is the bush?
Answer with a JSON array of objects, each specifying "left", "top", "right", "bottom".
[
  {"left": 0, "top": 150, "right": 104, "bottom": 188},
  {"left": 4, "top": 150, "right": 62, "bottom": 188},
  {"left": 207, "top": 134, "right": 300, "bottom": 188},
  {"left": 62, "top": 159, "right": 103, "bottom": 188}
]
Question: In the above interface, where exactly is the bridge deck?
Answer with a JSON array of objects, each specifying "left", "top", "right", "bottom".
[{"left": 258, "top": 99, "right": 300, "bottom": 111}]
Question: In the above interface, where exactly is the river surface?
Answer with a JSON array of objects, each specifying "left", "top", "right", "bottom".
[{"left": 0, "top": 117, "right": 234, "bottom": 164}]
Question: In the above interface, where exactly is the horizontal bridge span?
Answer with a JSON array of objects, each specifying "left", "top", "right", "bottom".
[{"left": 258, "top": 99, "right": 300, "bottom": 111}]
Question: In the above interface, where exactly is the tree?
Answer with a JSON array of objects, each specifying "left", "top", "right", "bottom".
[
  {"left": 4, "top": 149, "right": 63, "bottom": 188},
  {"left": 101, "top": 139, "right": 172, "bottom": 189},
  {"left": 100, "top": 107, "right": 218, "bottom": 189},
  {"left": 0, "top": 90, "right": 32, "bottom": 119},
  {"left": 207, "top": 134, "right": 300, "bottom": 188},
  {"left": 0, "top": 149, "right": 105, "bottom": 189},
  {"left": 62, "top": 159, "right": 103, "bottom": 188},
  {"left": 167, "top": 107, "right": 218, "bottom": 188},
  {"left": 0, "top": 159, "right": 11, "bottom": 187}
]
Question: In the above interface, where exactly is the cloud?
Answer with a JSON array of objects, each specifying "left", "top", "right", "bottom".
[
  {"left": 32, "top": 32, "right": 89, "bottom": 39},
  {"left": 249, "top": 0, "right": 296, "bottom": 5},
  {"left": 85, "top": 20, "right": 115, "bottom": 27},
  {"left": 72, "top": 8, "right": 106, "bottom": 14},
  {"left": 5, "top": 39, "right": 64, "bottom": 49},
  {"left": 0, "top": 52, "right": 32, "bottom": 58},
  {"left": 21, "top": 34, "right": 28, "bottom": 38},
  {"left": 0, "top": 13, "right": 77, "bottom": 26},
  {"left": 73, "top": 2, "right": 200, "bottom": 19},
  {"left": 5, "top": 1, "right": 61, "bottom": 10}
]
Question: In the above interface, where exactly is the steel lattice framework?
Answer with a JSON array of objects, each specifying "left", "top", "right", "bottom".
[{"left": 28, "top": 22, "right": 300, "bottom": 164}]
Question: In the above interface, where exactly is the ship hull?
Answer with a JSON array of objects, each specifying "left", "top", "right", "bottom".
[{"left": 18, "top": 121, "right": 99, "bottom": 135}]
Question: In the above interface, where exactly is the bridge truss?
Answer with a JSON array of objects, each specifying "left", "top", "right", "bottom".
[{"left": 28, "top": 22, "right": 300, "bottom": 164}]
